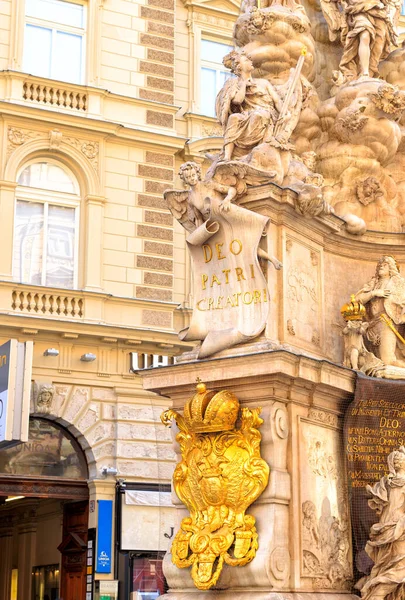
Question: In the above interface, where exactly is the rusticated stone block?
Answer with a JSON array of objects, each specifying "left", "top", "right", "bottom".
[
  {"left": 138, "top": 164, "right": 173, "bottom": 181},
  {"left": 147, "top": 48, "right": 174, "bottom": 65},
  {"left": 146, "top": 110, "right": 173, "bottom": 128},
  {"left": 77, "top": 405, "right": 99, "bottom": 432},
  {"left": 139, "top": 89, "right": 174, "bottom": 104},
  {"left": 140, "top": 33, "right": 174, "bottom": 51},
  {"left": 136, "top": 286, "right": 172, "bottom": 301},
  {"left": 145, "top": 180, "right": 171, "bottom": 193},
  {"left": 137, "top": 255, "right": 173, "bottom": 271},
  {"left": 140, "top": 6, "right": 174, "bottom": 23},
  {"left": 145, "top": 210, "right": 173, "bottom": 226},
  {"left": 147, "top": 76, "right": 174, "bottom": 91},
  {"left": 62, "top": 387, "right": 89, "bottom": 423},
  {"left": 145, "top": 151, "right": 173, "bottom": 167},
  {"left": 147, "top": 22, "right": 174, "bottom": 37},
  {"left": 138, "top": 193, "right": 168, "bottom": 209},
  {"left": 137, "top": 224, "right": 173, "bottom": 241},
  {"left": 148, "top": 0, "right": 175, "bottom": 10},
  {"left": 86, "top": 423, "right": 117, "bottom": 446},
  {"left": 142, "top": 309, "right": 172, "bottom": 328},
  {"left": 144, "top": 241, "right": 173, "bottom": 256},
  {"left": 144, "top": 272, "right": 173, "bottom": 286},
  {"left": 140, "top": 61, "right": 173, "bottom": 78}
]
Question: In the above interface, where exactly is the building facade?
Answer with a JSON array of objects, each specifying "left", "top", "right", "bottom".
[{"left": 0, "top": 0, "right": 240, "bottom": 597}]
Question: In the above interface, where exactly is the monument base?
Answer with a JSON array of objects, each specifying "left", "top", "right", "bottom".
[
  {"left": 158, "top": 593, "right": 358, "bottom": 600},
  {"left": 142, "top": 349, "right": 359, "bottom": 599}
]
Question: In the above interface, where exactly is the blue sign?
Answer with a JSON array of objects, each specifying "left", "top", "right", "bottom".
[{"left": 96, "top": 500, "right": 113, "bottom": 573}]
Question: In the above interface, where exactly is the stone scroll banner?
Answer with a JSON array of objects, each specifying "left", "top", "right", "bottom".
[
  {"left": 344, "top": 374, "right": 405, "bottom": 577},
  {"left": 179, "top": 199, "right": 271, "bottom": 359}
]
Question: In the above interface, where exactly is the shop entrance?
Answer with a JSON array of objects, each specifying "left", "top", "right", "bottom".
[{"left": 0, "top": 418, "right": 89, "bottom": 600}]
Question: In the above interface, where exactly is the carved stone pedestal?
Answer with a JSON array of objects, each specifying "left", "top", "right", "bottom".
[{"left": 142, "top": 349, "right": 359, "bottom": 600}]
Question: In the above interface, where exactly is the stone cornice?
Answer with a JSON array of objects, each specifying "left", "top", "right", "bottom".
[{"left": 0, "top": 104, "right": 187, "bottom": 151}]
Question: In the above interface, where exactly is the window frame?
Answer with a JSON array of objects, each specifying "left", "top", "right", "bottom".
[
  {"left": 200, "top": 38, "right": 234, "bottom": 118},
  {"left": 23, "top": 0, "right": 87, "bottom": 85},
  {"left": 186, "top": 16, "right": 234, "bottom": 116},
  {"left": 10, "top": 0, "right": 103, "bottom": 87},
  {"left": 13, "top": 159, "right": 81, "bottom": 290}
]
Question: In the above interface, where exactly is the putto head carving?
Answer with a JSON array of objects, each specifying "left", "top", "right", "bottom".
[
  {"left": 178, "top": 161, "right": 202, "bottom": 187},
  {"left": 183, "top": 380, "right": 239, "bottom": 433},
  {"left": 356, "top": 177, "right": 383, "bottom": 206}
]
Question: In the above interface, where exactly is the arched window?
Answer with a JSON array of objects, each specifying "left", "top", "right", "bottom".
[{"left": 13, "top": 160, "right": 80, "bottom": 289}]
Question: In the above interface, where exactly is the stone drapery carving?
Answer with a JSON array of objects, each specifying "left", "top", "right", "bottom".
[
  {"left": 161, "top": 381, "right": 269, "bottom": 590},
  {"left": 360, "top": 446, "right": 405, "bottom": 599}
]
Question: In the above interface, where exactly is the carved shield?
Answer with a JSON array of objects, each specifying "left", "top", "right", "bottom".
[
  {"left": 180, "top": 198, "right": 271, "bottom": 358},
  {"left": 233, "top": 530, "right": 252, "bottom": 559}
]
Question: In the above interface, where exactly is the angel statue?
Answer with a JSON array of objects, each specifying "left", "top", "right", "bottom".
[
  {"left": 320, "top": 0, "right": 399, "bottom": 81},
  {"left": 163, "top": 162, "right": 241, "bottom": 231},
  {"left": 164, "top": 160, "right": 282, "bottom": 269}
]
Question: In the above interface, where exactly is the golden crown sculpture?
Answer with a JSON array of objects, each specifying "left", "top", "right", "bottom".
[
  {"left": 182, "top": 380, "right": 239, "bottom": 433},
  {"left": 341, "top": 294, "right": 366, "bottom": 321},
  {"left": 161, "top": 380, "right": 270, "bottom": 590}
]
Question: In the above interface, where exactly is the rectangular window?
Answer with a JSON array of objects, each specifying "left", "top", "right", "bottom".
[
  {"left": 131, "top": 555, "right": 166, "bottom": 600},
  {"left": 13, "top": 200, "right": 77, "bottom": 288},
  {"left": 200, "top": 39, "right": 233, "bottom": 117},
  {"left": 23, "top": 0, "right": 86, "bottom": 84}
]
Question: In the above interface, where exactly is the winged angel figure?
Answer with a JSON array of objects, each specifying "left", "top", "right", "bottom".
[
  {"left": 319, "top": 0, "right": 399, "bottom": 81},
  {"left": 164, "top": 162, "right": 244, "bottom": 232}
]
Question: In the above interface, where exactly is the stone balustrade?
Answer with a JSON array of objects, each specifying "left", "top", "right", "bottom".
[
  {"left": 12, "top": 288, "right": 84, "bottom": 318},
  {"left": 23, "top": 81, "right": 87, "bottom": 112}
]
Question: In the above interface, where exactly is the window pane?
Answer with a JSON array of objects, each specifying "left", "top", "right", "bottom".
[
  {"left": 46, "top": 205, "right": 75, "bottom": 288},
  {"left": 53, "top": 31, "right": 82, "bottom": 83},
  {"left": 201, "top": 67, "right": 217, "bottom": 117},
  {"left": 201, "top": 40, "right": 233, "bottom": 65},
  {"left": 132, "top": 557, "right": 166, "bottom": 598},
  {"left": 23, "top": 24, "right": 52, "bottom": 78},
  {"left": 18, "top": 163, "right": 77, "bottom": 194},
  {"left": 26, "top": 0, "right": 84, "bottom": 28},
  {"left": 219, "top": 70, "right": 233, "bottom": 89},
  {"left": 13, "top": 201, "right": 44, "bottom": 285}
]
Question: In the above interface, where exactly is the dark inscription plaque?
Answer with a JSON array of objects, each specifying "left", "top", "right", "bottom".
[{"left": 344, "top": 374, "right": 405, "bottom": 577}]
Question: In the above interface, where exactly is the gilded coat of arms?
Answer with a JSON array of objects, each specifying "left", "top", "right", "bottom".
[{"left": 161, "top": 381, "right": 270, "bottom": 590}]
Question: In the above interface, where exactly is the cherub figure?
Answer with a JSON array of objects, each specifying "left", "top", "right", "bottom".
[
  {"left": 165, "top": 161, "right": 282, "bottom": 270},
  {"left": 342, "top": 320, "right": 369, "bottom": 369},
  {"left": 164, "top": 162, "right": 239, "bottom": 232}
]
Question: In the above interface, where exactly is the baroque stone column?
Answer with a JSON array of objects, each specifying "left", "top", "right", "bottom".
[{"left": 142, "top": 350, "right": 359, "bottom": 600}]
